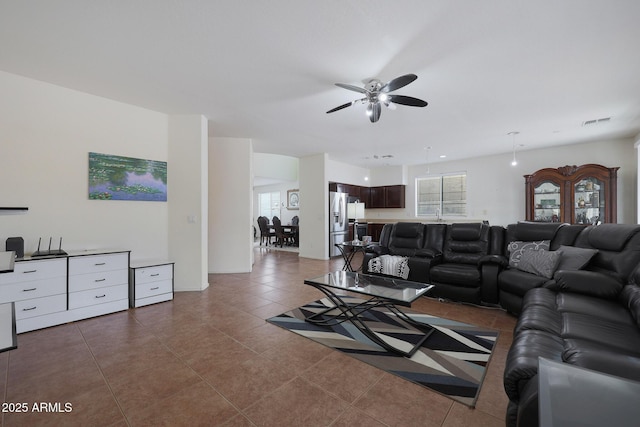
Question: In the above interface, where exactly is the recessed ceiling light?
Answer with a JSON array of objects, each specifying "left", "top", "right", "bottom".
[{"left": 439, "top": 155, "right": 446, "bottom": 158}]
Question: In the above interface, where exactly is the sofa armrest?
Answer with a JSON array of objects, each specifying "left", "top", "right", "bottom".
[
  {"left": 480, "top": 262, "right": 500, "bottom": 304},
  {"left": 415, "top": 248, "right": 442, "bottom": 258},
  {"left": 515, "top": 374, "right": 539, "bottom": 427},
  {"left": 546, "top": 270, "right": 624, "bottom": 299},
  {"left": 504, "top": 330, "right": 564, "bottom": 402},
  {"left": 479, "top": 254, "right": 508, "bottom": 268},
  {"left": 361, "top": 253, "right": 376, "bottom": 273},
  {"left": 366, "top": 244, "right": 389, "bottom": 256}
]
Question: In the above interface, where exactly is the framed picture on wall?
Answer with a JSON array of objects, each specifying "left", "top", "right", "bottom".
[
  {"left": 287, "top": 189, "right": 299, "bottom": 210},
  {"left": 88, "top": 152, "right": 167, "bottom": 201}
]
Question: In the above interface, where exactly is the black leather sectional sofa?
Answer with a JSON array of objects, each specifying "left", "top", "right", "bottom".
[{"left": 362, "top": 221, "right": 640, "bottom": 427}]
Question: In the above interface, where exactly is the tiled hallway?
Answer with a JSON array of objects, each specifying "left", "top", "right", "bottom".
[{"left": 0, "top": 249, "right": 516, "bottom": 426}]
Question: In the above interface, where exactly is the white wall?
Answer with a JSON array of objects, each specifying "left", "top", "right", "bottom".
[
  {"left": 253, "top": 182, "right": 300, "bottom": 227},
  {"left": 299, "top": 153, "right": 328, "bottom": 260},
  {"left": 209, "top": 137, "right": 253, "bottom": 273},
  {"left": 364, "top": 138, "right": 637, "bottom": 225},
  {"left": 254, "top": 153, "right": 298, "bottom": 183},
  {"left": 368, "top": 165, "right": 408, "bottom": 186},
  {"left": 327, "top": 159, "right": 370, "bottom": 187},
  {"left": 0, "top": 71, "right": 171, "bottom": 259},
  {"left": 168, "top": 115, "right": 209, "bottom": 291}
]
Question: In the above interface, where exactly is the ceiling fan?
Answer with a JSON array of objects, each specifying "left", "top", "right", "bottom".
[{"left": 326, "top": 74, "right": 428, "bottom": 123}]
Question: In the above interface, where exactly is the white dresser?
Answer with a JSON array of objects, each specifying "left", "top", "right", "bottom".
[
  {"left": 0, "top": 257, "right": 68, "bottom": 333},
  {"left": 129, "top": 261, "right": 174, "bottom": 307},
  {"left": 67, "top": 252, "right": 130, "bottom": 324},
  {"left": 0, "top": 250, "right": 130, "bottom": 333}
]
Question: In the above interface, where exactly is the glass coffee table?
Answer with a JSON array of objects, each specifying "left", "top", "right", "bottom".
[{"left": 303, "top": 271, "right": 434, "bottom": 357}]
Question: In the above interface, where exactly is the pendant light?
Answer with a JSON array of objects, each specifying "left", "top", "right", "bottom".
[
  {"left": 425, "top": 146, "right": 431, "bottom": 174},
  {"left": 508, "top": 132, "right": 520, "bottom": 166}
]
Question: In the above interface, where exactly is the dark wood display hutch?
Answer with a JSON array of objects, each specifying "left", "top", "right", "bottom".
[{"left": 525, "top": 164, "right": 618, "bottom": 224}]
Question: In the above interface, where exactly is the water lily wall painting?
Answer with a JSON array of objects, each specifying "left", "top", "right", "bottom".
[{"left": 88, "top": 152, "right": 167, "bottom": 201}]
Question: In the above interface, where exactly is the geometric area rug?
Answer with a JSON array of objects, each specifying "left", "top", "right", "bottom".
[{"left": 267, "top": 296, "right": 499, "bottom": 407}]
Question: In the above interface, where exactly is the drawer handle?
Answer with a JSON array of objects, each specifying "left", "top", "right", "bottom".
[
  {"left": 150, "top": 273, "right": 160, "bottom": 277},
  {"left": 94, "top": 262, "right": 106, "bottom": 266},
  {"left": 150, "top": 287, "right": 160, "bottom": 290},
  {"left": 23, "top": 270, "right": 37, "bottom": 274},
  {"left": 95, "top": 294, "right": 106, "bottom": 299},
  {"left": 95, "top": 278, "right": 106, "bottom": 282},
  {"left": 23, "top": 306, "right": 37, "bottom": 311},
  {"left": 22, "top": 288, "right": 37, "bottom": 292}
]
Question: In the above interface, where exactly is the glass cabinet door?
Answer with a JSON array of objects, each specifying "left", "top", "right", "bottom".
[
  {"left": 533, "top": 181, "right": 562, "bottom": 222},
  {"left": 574, "top": 178, "right": 604, "bottom": 225}
]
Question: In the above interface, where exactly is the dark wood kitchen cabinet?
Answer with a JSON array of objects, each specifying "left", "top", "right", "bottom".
[
  {"left": 368, "top": 185, "right": 406, "bottom": 208},
  {"left": 368, "top": 186, "right": 385, "bottom": 208},
  {"left": 384, "top": 185, "right": 406, "bottom": 208},
  {"left": 328, "top": 182, "right": 406, "bottom": 209}
]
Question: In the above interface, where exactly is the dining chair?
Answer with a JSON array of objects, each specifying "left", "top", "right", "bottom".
[
  {"left": 272, "top": 217, "right": 294, "bottom": 247},
  {"left": 257, "top": 216, "right": 275, "bottom": 246}
]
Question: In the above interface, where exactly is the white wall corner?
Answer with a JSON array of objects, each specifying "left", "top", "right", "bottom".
[
  {"left": 299, "top": 153, "right": 329, "bottom": 260},
  {"left": 168, "top": 115, "right": 209, "bottom": 291},
  {"left": 208, "top": 137, "right": 254, "bottom": 273}
]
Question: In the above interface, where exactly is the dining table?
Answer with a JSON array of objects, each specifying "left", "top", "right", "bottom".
[{"left": 268, "top": 224, "right": 299, "bottom": 246}]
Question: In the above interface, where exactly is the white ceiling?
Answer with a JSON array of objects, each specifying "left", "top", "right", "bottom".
[{"left": 1, "top": 1, "right": 639, "bottom": 168}]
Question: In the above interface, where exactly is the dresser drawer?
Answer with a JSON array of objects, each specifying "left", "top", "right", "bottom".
[
  {"left": 0, "top": 258, "right": 66, "bottom": 285},
  {"left": 0, "top": 276, "right": 66, "bottom": 304},
  {"left": 135, "top": 279, "right": 173, "bottom": 300},
  {"left": 134, "top": 264, "right": 173, "bottom": 284},
  {"left": 69, "top": 269, "right": 128, "bottom": 293},
  {"left": 69, "top": 253, "right": 128, "bottom": 276},
  {"left": 15, "top": 294, "right": 67, "bottom": 320},
  {"left": 69, "top": 284, "right": 128, "bottom": 309}
]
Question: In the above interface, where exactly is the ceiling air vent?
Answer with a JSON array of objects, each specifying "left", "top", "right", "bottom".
[{"left": 582, "top": 117, "right": 611, "bottom": 127}]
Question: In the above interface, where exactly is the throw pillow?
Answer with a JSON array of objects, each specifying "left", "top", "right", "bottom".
[
  {"left": 508, "top": 240, "right": 551, "bottom": 268},
  {"left": 555, "top": 245, "right": 598, "bottom": 271},
  {"left": 517, "top": 249, "right": 561, "bottom": 279}
]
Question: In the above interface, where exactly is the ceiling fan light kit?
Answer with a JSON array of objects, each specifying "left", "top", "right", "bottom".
[{"left": 327, "top": 74, "right": 428, "bottom": 123}]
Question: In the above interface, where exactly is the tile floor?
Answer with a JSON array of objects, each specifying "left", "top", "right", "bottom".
[{"left": 0, "top": 248, "right": 516, "bottom": 427}]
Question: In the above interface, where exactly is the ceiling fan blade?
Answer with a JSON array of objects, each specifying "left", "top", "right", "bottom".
[
  {"left": 381, "top": 74, "right": 418, "bottom": 93},
  {"left": 368, "top": 102, "right": 382, "bottom": 123},
  {"left": 326, "top": 101, "right": 354, "bottom": 114},
  {"left": 335, "top": 83, "right": 367, "bottom": 94},
  {"left": 388, "top": 95, "right": 428, "bottom": 107}
]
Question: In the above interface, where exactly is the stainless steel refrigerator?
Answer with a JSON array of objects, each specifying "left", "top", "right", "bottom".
[{"left": 329, "top": 192, "right": 348, "bottom": 257}]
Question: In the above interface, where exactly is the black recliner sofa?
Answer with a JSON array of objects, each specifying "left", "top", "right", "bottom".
[
  {"left": 503, "top": 223, "right": 640, "bottom": 427},
  {"left": 428, "top": 223, "right": 504, "bottom": 304},
  {"left": 362, "top": 222, "right": 503, "bottom": 305},
  {"left": 362, "top": 222, "right": 445, "bottom": 284}
]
